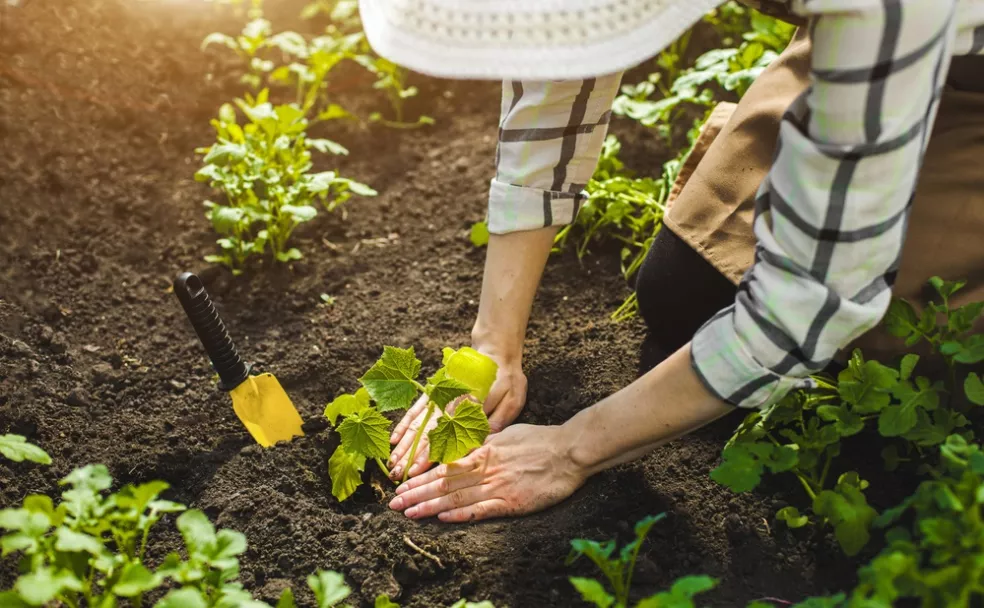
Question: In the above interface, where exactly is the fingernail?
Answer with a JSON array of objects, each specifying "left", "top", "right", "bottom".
[
  {"left": 389, "top": 496, "right": 404, "bottom": 510},
  {"left": 406, "top": 506, "right": 418, "bottom": 519},
  {"left": 396, "top": 483, "right": 409, "bottom": 495},
  {"left": 391, "top": 433, "right": 399, "bottom": 443},
  {"left": 391, "top": 467, "right": 402, "bottom": 479},
  {"left": 408, "top": 464, "right": 419, "bottom": 476}
]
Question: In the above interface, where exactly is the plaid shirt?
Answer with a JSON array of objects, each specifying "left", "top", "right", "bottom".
[{"left": 488, "top": 0, "right": 984, "bottom": 409}]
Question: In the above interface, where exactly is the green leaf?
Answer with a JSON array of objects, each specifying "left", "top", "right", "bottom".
[
  {"left": 965, "top": 373, "right": 984, "bottom": 406},
  {"left": 337, "top": 408, "right": 391, "bottom": 460},
  {"left": 883, "top": 299, "right": 921, "bottom": 340},
  {"left": 777, "top": 506, "right": 809, "bottom": 528},
  {"left": 0, "top": 435, "right": 50, "bottom": 465},
  {"left": 281, "top": 204, "right": 317, "bottom": 223},
  {"left": 879, "top": 379, "right": 940, "bottom": 437},
  {"left": 309, "top": 138, "right": 349, "bottom": 156},
  {"left": 176, "top": 509, "right": 217, "bottom": 556},
  {"left": 61, "top": 464, "right": 113, "bottom": 492},
  {"left": 0, "top": 591, "right": 29, "bottom": 608},
  {"left": 440, "top": 347, "right": 499, "bottom": 403},
  {"left": 308, "top": 570, "right": 350, "bottom": 608},
  {"left": 428, "top": 400, "right": 491, "bottom": 464},
  {"left": 54, "top": 528, "right": 104, "bottom": 556},
  {"left": 155, "top": 588, "right": 209, "bottom": 608},
  {"left": 813, "top": 482, "right": 877, "bottom": 556},
  {"left": 203, "top": 143, "right": 246, "bottom": 166},
  {"left": 328, "top": 446, "right": 366, "bottom": 502},
  {"left": 375, "top": 595, "right": 400, "bottom": 608},
  {"left": 424, "top": 369, "right": 472, "bottom": 409},
  {"left": 276, "top": 589, "right": 297, "bottom": 608},
  {"left": 637, "top": 575, "right": 718, "bottom": 607},
  {"left": 569, "top": 577, "right": 614, "bottom": 608},
  {"left": 112, "top": 563, "right": 163, "bottom": 597},
  {"left": 359, "top": 346, "right": 421, "bottom": 412},
  {"left": 898, "top": 354, "right": 919, "bottom": 382},
  {"left": 929, "top": 276, "right": 964, "bottom": 301},
  {"left": 710, "top": 444, "right": 763, "bottom": 493},
  {"left": 469, "top": 221, "right": 489, "bottom": 247},
  {"left": 325, "top": 388, "right": 371, "bottom": 425},
  {"left": 953, "top": 335, "right": 984, "bottom": 364},
  {"left": 881, "top": 445, "right": 902, "bottom": 472},
  {"left": 15, "top": 568, "right": 82, "bottom": 606},
  {"left": 816, "top": 405, "right": 864, "bottom": 437}
]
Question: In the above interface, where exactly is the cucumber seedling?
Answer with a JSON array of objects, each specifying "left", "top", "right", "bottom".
[{"left": 324, "top": 346, "right": 497, "bottom": 501}]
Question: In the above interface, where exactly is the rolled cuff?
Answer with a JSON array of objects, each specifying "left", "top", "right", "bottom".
[
  {"left": 691, "top": 308, "right": 814, "bottom": 409},
  {"left": 487, "top": 179, "right": 582, "bottom": 234}
]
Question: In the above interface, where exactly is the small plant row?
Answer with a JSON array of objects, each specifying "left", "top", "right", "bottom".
[
  {"left": 0, "top": 440, "right": 491, "bottom": 607},
  {"left": 196, "top": 0, "right": 432, "bottom": 275},
  {"left": 325, "top": 346, "right": 498, "bottom": 500}
]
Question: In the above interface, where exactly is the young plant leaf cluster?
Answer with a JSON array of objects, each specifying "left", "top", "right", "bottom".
[
  {"left": 204, "top": 3, "right": 431, "bottom": 128},
  {"left": 612, "top": 8, "right": 794, "bottom": 136},
  {"left": 711, "top": 278, "right": 984, "bottom": 556},
  {"left": 196, "top": 89, "right": 375, "bottom": 273},
  {"left": 566, "top": 513, "right": 718, "bottom": 608},
  {"left": 325, "top": 346, "right": 498, "bottom": 501},
  {"left": 0, "top": 464, "right": 283, "bottom": 607}
]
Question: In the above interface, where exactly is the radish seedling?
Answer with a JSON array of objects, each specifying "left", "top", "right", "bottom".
[
  {"left": 196, "top": 88, "right": 375, "bottom": 273},
  {"left": 325, "top": 346, "right": 497, "bottom": 501},
  {"left": 567, "top": 514, "right": 717, "bottom": 608}
]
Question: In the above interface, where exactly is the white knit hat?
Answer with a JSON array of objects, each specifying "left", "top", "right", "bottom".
[{"left": 359, "top": 0, "right": 727, "bottom": 80}]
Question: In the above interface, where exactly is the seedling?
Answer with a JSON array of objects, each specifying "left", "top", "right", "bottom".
[
  {"left": 0, "top": 434, "right": 50, "bottom": 465},
  {"left": 195, "top": 88, "right": 375, "bottom": 273},
  {"left": 0, "top": 463, "right": 352, "bottom": 607},
  {"left": 567, "top": 514, "right": 717, "bottom": 607},
  {"left": 325, "top": 346, "right": 497, "bottom": 500}
]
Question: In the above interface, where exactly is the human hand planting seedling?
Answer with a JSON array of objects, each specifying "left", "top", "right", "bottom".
[{"left": 324, "top": 346, "right": 498, "bottom": 501}]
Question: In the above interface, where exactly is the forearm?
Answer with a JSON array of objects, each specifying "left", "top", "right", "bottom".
[
  {"left": 472, "top": 227, "right": 558, "bottom": 360},
  {"left": 561, "top": 343, "right": 732, "bottom": 476}
]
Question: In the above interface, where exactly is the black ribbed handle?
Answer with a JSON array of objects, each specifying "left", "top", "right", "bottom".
[{"left": 173, "top": 272, "right": 249, "bottom": 391}]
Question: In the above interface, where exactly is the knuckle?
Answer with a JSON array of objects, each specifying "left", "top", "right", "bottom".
[
  {"left": 450, "top": 490, "right": 464, "bottom": 507},
  {"left": 438, "top": 477, "right": 451, "bottom": 494},
  {"left": 470, "top": 503, "right": 485, "bottom": 520}
]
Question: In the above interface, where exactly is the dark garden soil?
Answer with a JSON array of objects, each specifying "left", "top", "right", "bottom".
[{"left": 0, "top": 1, "right": 870, "bottom": 605}]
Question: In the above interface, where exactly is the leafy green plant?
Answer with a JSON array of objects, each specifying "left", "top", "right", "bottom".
[
  {"left": 711, "top": 278, "right": 983, "bottom": 556},
  {"left": 848, "top": 434, "right": 984, "bottom": 606},
  {"left": 352, "top": 55, "right": 434, "bottom": 128},
  {"left": 196, "top": 88, "right": 375, "bottom": 273},
  {"left": 0, "top": 463, "right": 355, "bottom": 608},
  {"left": 566, "top": 514, "right": 717, "bottom": 608},
  {"left": 613, "top": 9, "right": 794, "bottom": 137},
  {"left": 0, "top": 434, "right": 50, "bottom": 465},
  {"left": 325, "top": 346, "right": 498, "bottom": 500}
]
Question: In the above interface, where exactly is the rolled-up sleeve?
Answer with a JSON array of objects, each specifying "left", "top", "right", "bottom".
[
  {"left": 488, "top": 74, "right": 622, "bottom": 234},
  {"left": 692, "top": 0, "right": 957, "bottom": 408}
]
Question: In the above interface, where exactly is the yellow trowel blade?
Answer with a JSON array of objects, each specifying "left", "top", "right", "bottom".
[{"left": 229, "top": 374, "right": 304, "bottom": 447}]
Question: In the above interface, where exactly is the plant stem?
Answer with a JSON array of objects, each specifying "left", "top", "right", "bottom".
[
  {"left": 795, "top": 473, "right": 817, "bottom": 502},
  {"left": 403, "top": 402, "right": 435, "bottom": 483},
  {"left": 817, "top": 452, "right": 833, "bottom": 490},
  {"left": 375, "top": 457, "right": 390, "bottom": 477}
]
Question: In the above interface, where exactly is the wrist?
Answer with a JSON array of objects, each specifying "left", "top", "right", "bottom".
[{"left": 471, "top": 322, "right": 524, "bottom": 365}]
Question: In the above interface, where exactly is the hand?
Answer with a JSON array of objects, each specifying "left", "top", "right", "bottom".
[
  {"left": 388, "top": 349, "right": 527, "bottom": 480},
  {"left": 388, "top": 424, "right": 585, "bottom": 522}
]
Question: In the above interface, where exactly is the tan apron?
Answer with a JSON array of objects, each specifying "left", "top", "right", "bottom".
[{"left": 664, "top": 30, "right": 984, "bottom": 362}]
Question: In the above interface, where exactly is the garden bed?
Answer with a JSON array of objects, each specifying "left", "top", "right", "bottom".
[{"left": 0, "top": 0, "right": 859, "bottom": 605}]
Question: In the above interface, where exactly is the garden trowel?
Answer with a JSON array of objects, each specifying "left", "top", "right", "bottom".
[{"left": 173, "top": 272, "right": 304, "bottom": 447}]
